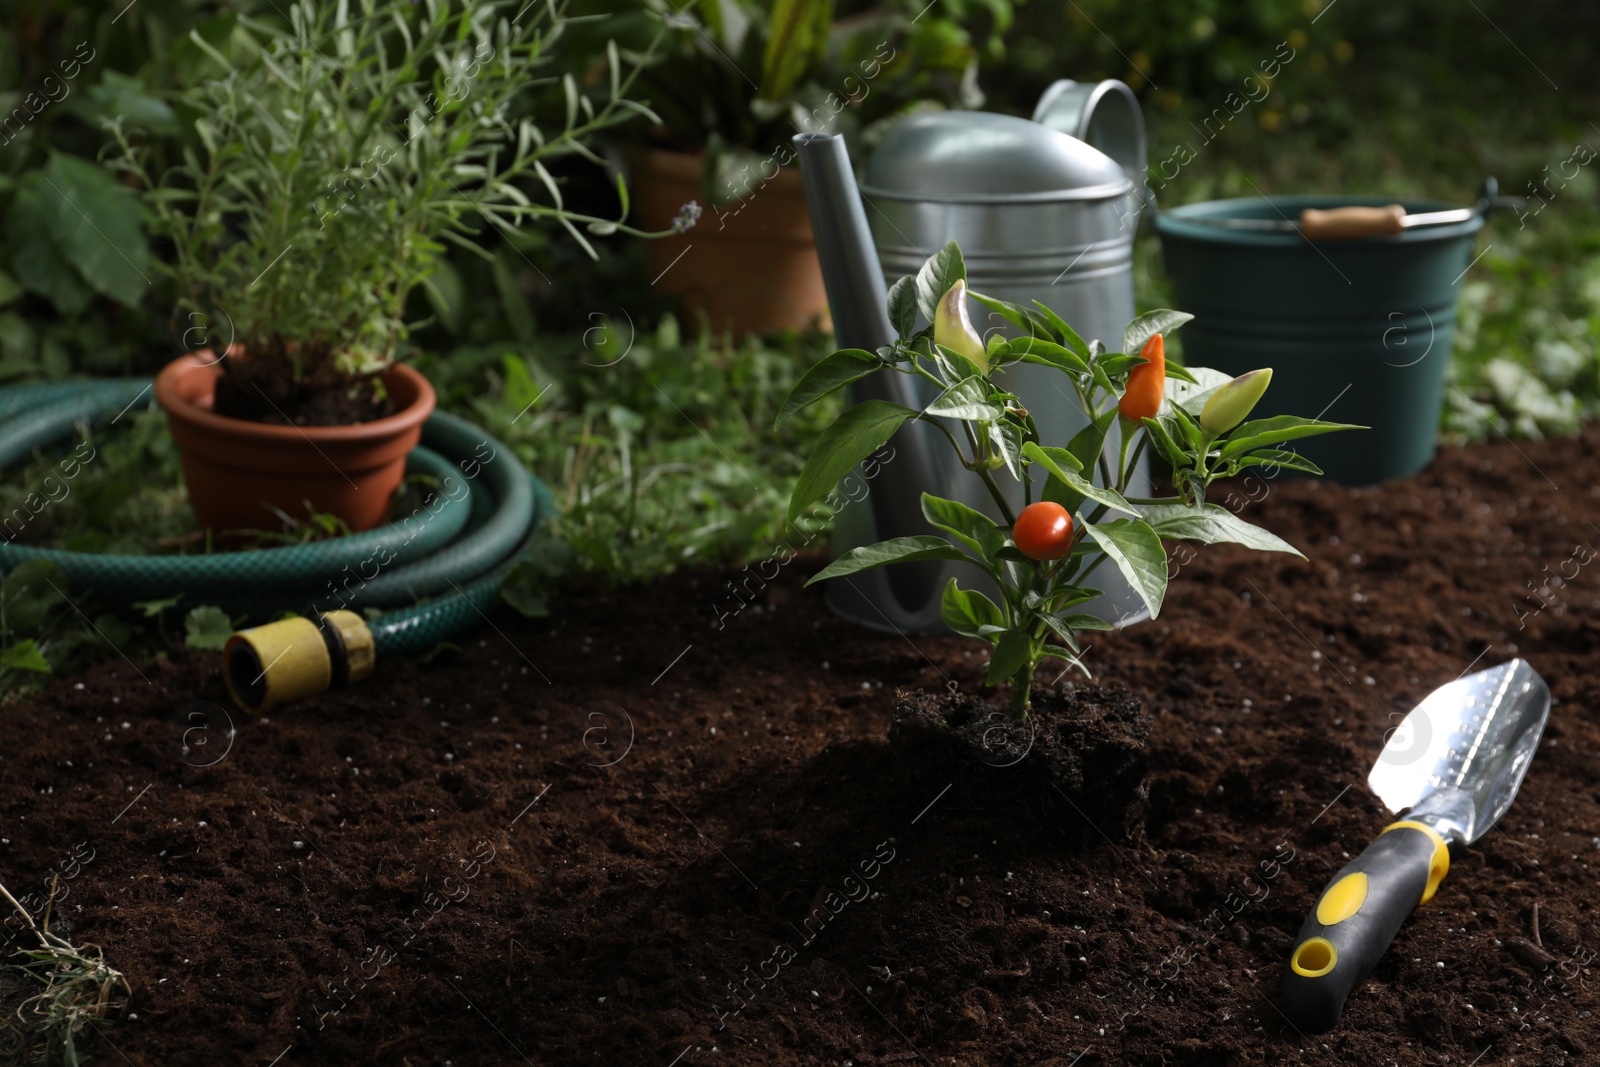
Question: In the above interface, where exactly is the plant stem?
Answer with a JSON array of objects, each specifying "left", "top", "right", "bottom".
[
  {"left": 957, "top": 420, "right": 1017, "bottom": 524},
  {"left": 913, "top": 413, "right": 970, "bottom": 468},
  {"left": 964, "top": 420, "right": 990, "bottom": 467},
  {"left": 1008, "top": 660, "right": 1035, "bottom": 719},
  {"left": 1119, "top": 433, "right": 1148, "bottom": 493},
  {"left": 977, "top": 466, "right": 1017, "bottom": 526}
]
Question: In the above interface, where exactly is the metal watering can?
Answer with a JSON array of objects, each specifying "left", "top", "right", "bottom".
[{"left": 793, "top": 80, "right": 1151, "bottom": 634}]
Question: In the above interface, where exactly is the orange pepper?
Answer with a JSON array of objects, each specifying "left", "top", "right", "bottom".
[{"left": 1117, "top": 333, "right": 1165, "bottom": 421}]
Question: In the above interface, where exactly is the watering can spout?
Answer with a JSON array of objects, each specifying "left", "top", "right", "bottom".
[
  {"left": 792, "top": 134, "right": 896, "bottom": 352},
  {"left": 792, "top": 133, "right": 945, "bottom": 626}
]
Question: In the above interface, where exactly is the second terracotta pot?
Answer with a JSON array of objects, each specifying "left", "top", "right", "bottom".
[
  {"left": 155, "top": 354, "right": 436, "bottom": 534},
  {"left": 631, "top": 147, "right": 831, "bottom": 338}
]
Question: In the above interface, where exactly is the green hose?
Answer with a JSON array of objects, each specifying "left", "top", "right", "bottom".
[{"left": 0, "top": 378, "right": 553, "bottom": 658}]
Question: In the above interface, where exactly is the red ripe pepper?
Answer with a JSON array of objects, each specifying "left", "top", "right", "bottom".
[
  {"left": 1013, "top": 501, "right": 1074, "bottom": 561},
  {"left": 1117, "top": 333, "right": 1165, "bottom": 421}
]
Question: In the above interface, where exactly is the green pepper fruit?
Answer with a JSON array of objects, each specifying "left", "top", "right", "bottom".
[
  {"left": 1200, "top": 368, "right": 1273, "bottom": 434},
  {"left": 935, "top": 280, "right": 988, "bottom": 374}
]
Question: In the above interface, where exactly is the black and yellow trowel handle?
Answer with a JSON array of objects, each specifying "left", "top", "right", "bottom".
[{"left": 1281, "top": 821, "right": 1452, "bottom": 1032}]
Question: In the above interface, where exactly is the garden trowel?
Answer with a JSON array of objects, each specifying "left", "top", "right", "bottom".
[{"left": 1281, "top": 658, "right": 1550, "bottom": 1031}]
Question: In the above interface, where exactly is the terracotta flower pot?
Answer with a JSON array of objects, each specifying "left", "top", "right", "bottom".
[
  {"left": 631, "top": 147, "right": 831, "bottom": 337},
  {"left": 155, "top": 354, "right": 436, "bottom": 534}
]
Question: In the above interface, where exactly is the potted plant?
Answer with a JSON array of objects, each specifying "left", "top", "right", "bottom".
[
  {"left": 780, "top": 242, "right": 1358, "bottom": 786},
  {"left": 608, "top": 0, "right": 1000, "bottom": 336},
  {"left": 109, "top": 0, "right": 677, "bottom": 534}
]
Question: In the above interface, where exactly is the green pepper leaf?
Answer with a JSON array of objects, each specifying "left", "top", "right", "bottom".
[
  {"left": 1037, "top": 616, "right": 1094, "bottom": 675},
  {"left": 1098, "top": 353, "right": 1144, "bottom": 377},
  {"left": 994, "top": 544, "right": 1032, "bottom": 564},
  {"left": 926, "top": 376, "right": 1005, "bottom": 421},
  {"left": 788, "top": 400, "right": 916, "bottom": 524},
  {"left": 1089, "top": 358, "right": 1118, "bottom": 398},
  {"left": 1164, "top": 361, "right": 1199, "bottom": 384},
  {"left": 914, "top": 241, "right": 966, "bottom": 323},
  {"left": 940, "top": 577, "right": 1007, "bottom": 637},
  {"left": 1170, "top": 403, "right": 1206, "bottom": 452},
  {"left": 1022, "top": 442, "right": 1083, "bottom": 473},
  {"left": 1038, "top": 613, "right": 1082, "bottom": 654},
  {"left": 1067, "top": 408, "right": 1118, "bottom": 473},
  {"left": 1140, "top": 415, "right": 1186, "bottom": 468},
  {"left": 985, "top": 630, "right": 1035, "bottom": 685},
  {"left": 1001, "top": 337, "right": 1089, "bottom": 374},
  {"left": 967, "top": 291, "right": 1040, "bottom": 338},
  {"left": 775, "top": 348, "right": 881, "bottom": 428},
  {"left": 1028, "top": 300, "right": 1092, "bottom": 359},
  {"left": 931, "top": 344, "right": 987, "bottom": 386},
  {"left": 1022, "top": 441, "right": 1137, "bottom": 516},
  {"left": 1218, "top": 416, "right": 1367, "bottom": 459},
  {"left": 989, "top": 419, "right": 1025, "bottom": 479},
  {"left": 1048, "top": 586, "right": 1103, "bottom": 611},
  {"left": 1141, "top": 502, "right": 1304, "bottom": 556},
  {"left": 805, "top": 535, "right": 972, "bottom": 587},
  {"left": 1227, "top": 448, "right": 1324, "bottom": 476},
  {"left": 887, "top": 275, "right": 918, "bottom": 338},
  {"left": 921, "top": 492, "right": 1004, "bottom": 564},
  {"left": 1123, "top": 309, "right": 1195, "bottom": 356},
  {"left": 1082, "top": 518, "right": 1168, "bottom": 618},
  {"left": 1056, "top": 613, "right": 1117, "bottom": 632}
]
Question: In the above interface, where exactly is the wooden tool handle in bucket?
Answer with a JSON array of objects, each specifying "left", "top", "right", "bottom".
[{"left": 1299, "top": 204, "right": 1406, "bottom": 240}]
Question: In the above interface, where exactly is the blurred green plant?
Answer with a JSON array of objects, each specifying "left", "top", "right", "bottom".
[
  {"left": 0, "top": 0, "right": 210, "bottom": 382},
  {"left": 109, "top": 0, "right": 671, "bottom": 420},
  {"left": 420, "top": 314, "right": 842, "bottom": 596},
  {"left": 592, "top": 0, "right": 1008, "bottom": 205}
]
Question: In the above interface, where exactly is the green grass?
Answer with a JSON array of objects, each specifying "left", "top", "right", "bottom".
[{"left": 418, "top": 316, "right": 842, "bottom": 609}]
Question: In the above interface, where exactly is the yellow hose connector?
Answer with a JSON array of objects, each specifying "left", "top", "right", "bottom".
[{"left": 222, "top": 610, "right": 375, "bottom": 713}]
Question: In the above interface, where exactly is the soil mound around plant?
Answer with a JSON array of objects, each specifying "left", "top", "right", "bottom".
[
  {"left": 888, "top": 685, "right": 1151, "bottom": 839},
  {"left": 6, "top": 426, "right": 1600, "bottom": 1064}
]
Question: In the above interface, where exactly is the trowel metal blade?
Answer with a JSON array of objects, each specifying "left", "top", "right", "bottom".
[{"left": 1366, "top": 658, "right": 1550, "bottom": 845}]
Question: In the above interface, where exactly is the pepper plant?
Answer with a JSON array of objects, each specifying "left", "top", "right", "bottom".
[{"left": 779, "top": 241, "right": 1359, "bottom": 718}]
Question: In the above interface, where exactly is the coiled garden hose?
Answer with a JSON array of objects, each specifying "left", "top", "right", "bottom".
[{"left": 0, "top": 378, "right": 554, "bottom": 711}]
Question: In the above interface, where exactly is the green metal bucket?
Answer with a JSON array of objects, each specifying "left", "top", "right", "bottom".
[{"left": 1154, "top": 195, "right": 1484, "bottom": 485}]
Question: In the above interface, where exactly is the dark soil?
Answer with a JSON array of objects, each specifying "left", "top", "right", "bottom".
[
  {"left": 5, "top": 425, "right": 1600, "bottom": 1066},
  {"left": 213, "top": 368, "right": 394, "bottom": 426},
  {"left": 888, "top": 687, "right": 1152, "bottom": 842}
]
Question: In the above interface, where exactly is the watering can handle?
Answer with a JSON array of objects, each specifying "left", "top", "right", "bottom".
[{"left": 1033, "top": 79, "right": 1147, "bottom": 209}]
